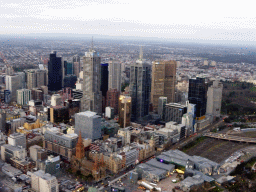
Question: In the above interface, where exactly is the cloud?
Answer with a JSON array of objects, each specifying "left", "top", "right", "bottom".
[{"left": 0, "top": 0, "right": 255, "bottom": 44}]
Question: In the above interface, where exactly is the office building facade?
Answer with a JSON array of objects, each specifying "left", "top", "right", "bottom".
[
  {"left": 108, "top": 59, "right": 121, "bottom": 92},
  {"left": 130, "top": 56, "right": 151, "bottom": 121},
  {"left": 48, "top": 51, "right": 63, "bottom": 92},
  {"left": 188, "top": 77, "right": 207, "bottom": 118},
  {"left": 26, "top": 69, "right": 47, "bottom": 89},
  {"left": 81, "top": 50, "right": 102, "bottom": 114},
  {"left": 75, "top": 111, "right": 101, "bottom": 140},
  {"left": 43, "top": 129, "right": 78, "bottom": 160},
  {"left": 151, "top": 60, "right": 176, "bottom": 112},
  {"left": 64, "top": 61, "right": 73, "bottom": 75},
  {"left": 206, "top": 80, "right": 223, "bottom": 118},
  {"left": 158, "top": 97, "right": 167, "bottom": 120},
  {"left": 118, "top": 95, "right": 132, "bottom": 128},
  {"left": 30, "top": 170, "right": 59, "bottom": 192},
  {"left": 63, "top": 75, "right": 77, "bottom": 88},
  {"left": 6, "top": 73, "right": 25, "bottom": 101},
  {"left": 101, "top": 63, "right": 108, "bottom": 113},
  {"left": 8, "top": 132, "right": 26, "bottom": 149},
  {"left": 73, "top": 54, "right": 81, "bottom": 77},
  {"left": 106, "top": 88, "right": 120, "bottom": 115},
  {"left": 17, "top": 89, "right": 31, "bottom": 105},
  {"left": 165, "top": 103, "right": 187, "bottom": 124}
]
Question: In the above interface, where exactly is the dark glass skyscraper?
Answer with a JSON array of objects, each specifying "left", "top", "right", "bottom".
[
  {"left": 101, "top": 63, "right": 109, "bottom": 97},
  {"left": 188, "top": 77, "right": 207, "bottom": 118},
  {"left": 48, "top": 51, "right": 62, "bottom": 92},
  {"left": 64, "top": 61, "right": 73, "bottom": 75},
  {"left": 130, "top": 59, "right": 151, "bottom": 122},
  {"left": 101, "top": 63, "right": 108, "bottom": 113}
]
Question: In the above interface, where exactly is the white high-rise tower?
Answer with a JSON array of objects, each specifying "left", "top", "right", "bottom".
[{"left": 81, "top": 45, "right": 102, "bottom": 114}]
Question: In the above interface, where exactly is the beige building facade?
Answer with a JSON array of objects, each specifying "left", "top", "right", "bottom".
[{"left": 151, "top": 60, "right": 176, "bottom": 112}]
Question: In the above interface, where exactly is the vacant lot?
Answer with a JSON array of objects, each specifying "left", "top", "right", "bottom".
[{"left": 184, "top": 138, "right": 251, "bottom": 163}]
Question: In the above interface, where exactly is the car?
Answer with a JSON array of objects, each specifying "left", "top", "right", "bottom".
[{"left": 175, "top": 186, "right": 180, "bottom": 189}]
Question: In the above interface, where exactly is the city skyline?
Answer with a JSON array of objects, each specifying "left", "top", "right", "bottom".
[{"left": 0, "top": 0, "right": 255, "bottom": 45}]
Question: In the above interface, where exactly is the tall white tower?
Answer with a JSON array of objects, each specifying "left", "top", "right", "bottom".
[{"left": 81, "top": 47, "right": 102, "bottom": 114}]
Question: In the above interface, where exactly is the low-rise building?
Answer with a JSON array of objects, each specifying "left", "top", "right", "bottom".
[
  {"left": 1, "top": 163, "right": 22, "bottom": 177},
  {"left": 43, "top": 128, "right": 78, "bottom": 161},
  {"left": 8, "top": 132, "right": 26, "bottom": 149},
  {"left": 1, "top": 144, "right": 26, "bottom": 163}
]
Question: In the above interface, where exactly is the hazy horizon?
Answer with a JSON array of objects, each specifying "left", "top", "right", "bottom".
[
  {"left": 0, "top": 0, "right": 255, "bottom": 47},
  {"left": 1, "top": 33, "right": 255, "bottom": 48}
]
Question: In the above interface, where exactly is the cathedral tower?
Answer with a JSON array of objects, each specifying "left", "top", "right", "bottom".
[{"left": 75, "top": 131, "right": 85, "bottom": 159}]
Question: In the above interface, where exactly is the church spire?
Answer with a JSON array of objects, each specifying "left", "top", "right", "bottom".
[{"left": 75, "top": 130, "right": 85, "bottom": 159}]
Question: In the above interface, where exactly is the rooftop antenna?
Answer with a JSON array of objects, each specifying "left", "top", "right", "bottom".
[{"left": 139, "top": 46, "right": 143, "bottom": 60}]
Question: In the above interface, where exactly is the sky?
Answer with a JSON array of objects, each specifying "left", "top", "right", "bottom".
[{"left": 0, "top": 0, "right": 255, "bottom": 44}]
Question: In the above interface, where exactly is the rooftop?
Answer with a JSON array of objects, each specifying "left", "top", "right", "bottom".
[
  {"left": 32, "top": 170, "right": 56, "bottom": 181},
  {"left": 76, "top": 111, "right": 99, "bottom": 118}
]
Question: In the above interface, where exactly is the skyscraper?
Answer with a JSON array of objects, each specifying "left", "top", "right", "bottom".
[
  {"left": 36, "top": 70, "right": 47, "bottom": 87},
  {"left": 64, "top": 61, "right": 73, "bottom": 75},
  {"left": 129, "top": 50, "right": 151, "bottom": 121},
  {"left": 48, "top": 51, "right": 62, "bottom": 92},
  {"left": 17, "top": 89, "right": 31, "bottom": 105},
  {"left": 101, "top": 63, "right": 108, "bottom": 113},
  {"left": 151, "top": 60, "right": 176, "bottom": 112},
  {"left": 81, "top": 49, "right": 102, "bottom": 114},
  {"left": 158, "top": 97, "right": 167, "bottom": 120},
  {"left": 206, "top": 80, "right": 223, "bottom": 118},
  {"left": 6, "top": 73, "right": 25, "bottom": 101},
  {"left": 26, "top": 69, "right": 47, "bottom": 89},
  {"left": 108, "top": 59, "right": 121, "bottom": 92},
  {"left": 26, "top": 70, "right": 37, "bottom": 89},
  {"left": 73, "top": 54, "right": 81, "bottom": 77},
  {"left": 188, "top": 77, "right": 207, "bottom": 118},
  {"left": 106, "top": 88, "right": 120, "bottom": 115}
]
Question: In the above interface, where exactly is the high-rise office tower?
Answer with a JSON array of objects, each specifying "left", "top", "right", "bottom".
[
  {"left": 26, "top": 69, "right": 47, "bottom": 89},
  {"left": 129, "top": 50, "right": 151, "bottom": 121},
  {"left": 151, "top": 60, "right": 176, "bottom": 112},
  {"left": 101, "top": 63, "right": 108, "bottom": 113},
  {"left": 36, "top": 70, "right": 47, "bottom": 87},
  {"left": 158, "top": 97, "right": 167, "bottom": 120},
  {"left": 75, "top": 111, "right": 101, "bottom": 140},
  {"left": 73, "top": 54, "right": 81, "bottom": 77},
  {"left": 26, "top": 70, "right": 37, "bottom": 89},
  {"left": 108, "top": 59, "right": 121, "bottom": 92},
  {"left": 63, "top": 75, "right": 77, "bottom": 88},
  {"left": 118, "top": 95, "right": 131, "bottom": 128},
  {"left": 206, "top": 80, "right": 223, "bottom": 118},
  {"left": 188, "top": 77, "right": 207, "bottom": 118},
  {"left": 106, "top": 88, "right": 120, "bottom": 115},
  {"left": 17, "top": 89, "right": 31, "bottom": 105},
  {"left": 64, "top": 61, "right": 73, "bottom": 75},
  {"left": 48, "top": 51, "right": 62, "bottom": 92},
  {"left": 6, "top": 73, "right": 25, "bottom": 101},
  {"left": 81, "top": 49, "right": 102, "bottom": 114}
]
